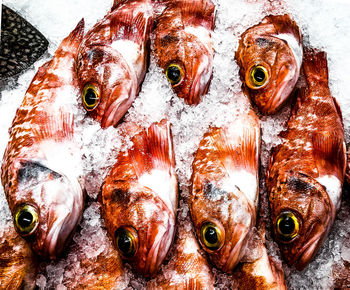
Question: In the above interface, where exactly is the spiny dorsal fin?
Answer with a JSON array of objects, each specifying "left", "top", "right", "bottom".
[{"left": 312, "top": 131, "right": 346, "bottom": 179}]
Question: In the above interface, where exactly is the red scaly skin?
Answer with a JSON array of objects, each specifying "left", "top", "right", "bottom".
[
  {"left": 266, "top": 49, "right": 346, "bottom": 270},
  {"left": 76, "top": 0, "right": 154, "bottom": 128},
  {"left": 236, "top": 15, "right": 303, "bottom": 115},
  {"left": 1, "top": 20, "right": 85, "bottom": 260},
  {"left": 153, "top": 0, "right": 216, "bottom": 105}
]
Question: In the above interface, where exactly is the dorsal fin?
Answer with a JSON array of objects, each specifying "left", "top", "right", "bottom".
[
  {"left": 56, "top": 18, "right": 85, "bottom": 56},
  {"left": 303, "top": 48, "right": 329, "bottom": 84},
  {"left": 312, "top": 131, "right": 346, "bottom": 180}
]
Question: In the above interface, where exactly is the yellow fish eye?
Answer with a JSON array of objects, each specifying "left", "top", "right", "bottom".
[
  {"left": 276, "top": 212, "right": 300, "bottom": 242},
  {"left": 246, "top": 65, "right": 269, "bottom": 89},
  {"left": 200, "top": 222, "right": 224, "bottom": 251},
  {"left": 14, "top": 204, "right": 39, "bottom": 236},
  {"left": 115, "top": 227, "right": 138, "bottom": 258},
  {"left": 165, "top": 64, "right": 184, "bottom": 86},
  {"left": 82, "top": 84, "right": 100, "bottom": 111}
]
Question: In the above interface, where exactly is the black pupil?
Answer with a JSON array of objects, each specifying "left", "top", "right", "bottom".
[
  {"left": 254, "top": 68, "right": 266, "bottom": 83},
  {"left": 167, "top": 66, "right": 181, "bottom": 82},
  {"left": 18, "top": 211, "right": 33, "bottom": 228},
  {"left": 205, "top": 227, "right": 218, "bottom": 245},
  {"left": 117, "top": 232, "right": 132, "bottom": 255},
  {"left": 85, "top": 88, "right": 97, "bottom": 106},
  {"left": 279, "top": 216, "right": 295, "bottom": 235}
]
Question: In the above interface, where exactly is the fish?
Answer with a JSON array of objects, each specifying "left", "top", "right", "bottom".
[
  {"left": 147, "top": 222, "right": 215, "bottom": 289},
  {"left": 153, "top": 0, "right": 216, "bottom": 105},
  {"left": 100, "top": 119, "right": 178, "bottom": 277},
  {"left": 0, "top": 224, "right": 37, "bottom": 289},
  {"left": 1, "top": 20, "right": 85, "bottom": 260},
  {"left": 0, "top": 5, "right": 49, "bottom": 80},
  {"left": 266, "top": 49, "right": 346, "bottom": 270},
  {"left": 232, "top": 226, "right": 287, "bottom": 290},
  {"left": 76, "top": 0, "right": 153, "bottom": 128},
  {"left": 190, "top": 110, "right": 261, "bottom": 272},
  {"left": 235, "top": 14, "right": 303, "bottom": 115}
]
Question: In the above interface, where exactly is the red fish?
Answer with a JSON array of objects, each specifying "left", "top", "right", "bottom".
[
  {"left": 153, "top": 0, "right": 216, "bottom": 105},
  {"left": 147, "top": 223, "right": 215, "bottom": 289},
  {"left": 76, "top": 0, "right": 153, "bottom": 128},
  {"left": 1, "top": 20, "right": 85, "bottom": 259},
  {"left": 100, "top": 120, "right": 178, "bottom": 277},
  {"left": 236, "top": 14, "right": 303, "bottom": 115},
  {"left": 0, "top": 224, "right": 37, "bottom": 289},
  {"left": 266, "top": 49, "right": 346, "bottom": 270},
  {"left": 190, "top": 111, "right": 261, "bottom": 272}
]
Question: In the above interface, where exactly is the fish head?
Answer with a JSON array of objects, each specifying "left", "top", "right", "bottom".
[
  {"left": 77, "top": 47, "right": 136, "bottom": 128},
  {"left": 154, "top": 30, "right": 213, "bottom": 105},
  {"left": 101, "top": 183, "right": 175, "bottom": 277},
  {"left": 9, "top": 160, "right": 84, "bottom": 260},
  {"left": 190, "top": 180, "right": 256, "bottom": 272},
  {"left": 236, "top": 21, "right": 302, "bottom": 114},
  {"left": 270, "top": 173, "right": 334, "bottom": 270}
]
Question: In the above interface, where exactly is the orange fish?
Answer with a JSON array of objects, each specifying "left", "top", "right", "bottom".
[
  {"left": 153, "top": 0, "right": 216, "bottom": 105},
  {"left": 232, "top": 226, "right": 287, "bottom": 290},
  {"left": 147, "top": 223, "right": 215, "bottom": 289},
  {"left": 266, "top": 49, "right": 346, "bottom": 270},
  {"left": 190, "top": 111, "right": 261, "bottom": 272},
  {"left": 0, "top": 224, "right": 37, "bottom": 289},
  {"left": 76, "top": 0, "right": 153, "bottom": 128},
  {"left": 100, "top": 120, "right": 178, "bottom": 277},
  {"left": 236, "top": 15, "right": 302, "bottom": 115},
  {"left": 1, "top": 20, "right": 85, "bottom": 259}
]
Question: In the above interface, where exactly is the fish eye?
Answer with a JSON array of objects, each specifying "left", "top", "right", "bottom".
[
  {"left": 246, "top": 65, "right": 269, "bottom": 89},
  {"left": 14, "top": 204, "right": 39, "bottom": 236},
  {"left": 82, "top": 84, "right": 100, "bottom": 111},
  {"left": 200, "top": 222, "right": 224, "bottom": 251},
  {"left": 276, "top": 212, "right": 300, "bottom": 242},
  {"left": 165, "top": 64, "right": 184, "bottom": 86},
  {"left": 115, "top": 227, "right": 138, "bottom": 258}
]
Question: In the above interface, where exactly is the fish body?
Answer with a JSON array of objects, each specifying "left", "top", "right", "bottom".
[
  {"left": 266, "top": 49, "right": 346, "bottom": 270},
  {"left": 153, "top": 0, "right": 215, "bottom": 105},
  {"left": 0, "top": 5, "right": 49, "bottom": 79},
  {"left": 236, "top": 14, "right": 302, "bottom": 115},
  {"left": 76, "top": 0, "right": 153, "bottom": 128},
  {"left": 147, "top": 223, "right": 215, "bottom": 289},
  {"left": 100, "top": 120, "right": 178, "bottom": 277},
  {"left": 1, "top": 20, "right": 85, "bottom": 259},
  {"left": 0, "top": 224, "right": 37, "bottom": 290},
  {"left": 190, "top": 111, "right": 261, "bottom": 272}
]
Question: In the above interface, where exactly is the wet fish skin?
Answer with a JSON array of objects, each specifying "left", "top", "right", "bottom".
[
  {"left": 147, "top": 223, "right": 215, "bottom": 290},
  {"left": 153, "top": 0, "right": 215, "bottom": 105},
  {"left": 100, "top": 120, "right": 178, "bottom": 277},
  {"left": 0, "top": 224, "right": 37, "bottom": 290},
  {"left": 1, "top": 20, "right": 85, "bottom": 260},
  {"left": 236, "top": 14, "right": 302, "bottom": 115},
  {"left": 0, "top": 5, "right": 49, "bottom": 79},
  {"left": 266, "top": 49, "right": 346, "bottom": 270},
  {"left": 190, "top": 111, "right": 261, "bottom": 272},
  {"left": 76, "top": 0, "right": 153, "bottom": 128}
]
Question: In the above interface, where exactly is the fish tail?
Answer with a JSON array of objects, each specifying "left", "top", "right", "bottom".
[
  {"left": 302, "top": 48, "right": 329, "bottom": 83},
  {"left": 130, "top": 120, "right": 175, "bottom": 177}
]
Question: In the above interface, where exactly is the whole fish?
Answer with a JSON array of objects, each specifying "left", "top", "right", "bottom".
[
  {"left": 190, "top": 111, "right": 261, "bottom": 272},
  {"left": 0, "top": 5, "right": 48, "bottom": 80},
  {"left": 147, "top": 223, "right": 215, "bottom": 289},
  {"left": 76, "top": 0, "right": 153, "bottom": 128},
  {"left": 232, "top": 226, "right": 287, "bottom": 290},
  {"left": 1, "top": 20, "right": 85, "bottom": 259},
  {"left": 266, "top": 49, "right": 346, "bottom": 270},
  {"left": 153, "top": 0, "right": 216, "bottom": 105},
  {"left": 100, "top": 120, "right": 178, "bottom": 277},
  {"left": 236, "top": 14, "right": 303, "bottom": 115},
  {"left": 0, "top": 224, "right": 37, "bottom": 289}
]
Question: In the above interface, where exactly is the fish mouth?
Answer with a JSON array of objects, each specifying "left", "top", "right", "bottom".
[
  {"left": 142, "top": 218, "right": 175, "bottom": 277},
  {"left": 220, "top": 223, "right": 249, "bottom": 273}
]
